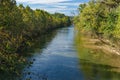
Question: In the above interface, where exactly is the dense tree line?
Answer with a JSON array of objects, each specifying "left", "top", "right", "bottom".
[
  {"left": 74, "top": 0, "right": 120, "bottom": 39},
  {"left": 0, "top": 0, "right": 71, "bottom": 76}
]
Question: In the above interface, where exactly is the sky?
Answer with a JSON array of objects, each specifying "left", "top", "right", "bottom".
[{"left": 16, "top": 0, "right": 89, "bottom": 16}]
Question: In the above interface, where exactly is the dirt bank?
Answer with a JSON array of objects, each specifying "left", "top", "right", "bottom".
[{"left": 81, "top": 37, "right": 120, "bottom": 55}]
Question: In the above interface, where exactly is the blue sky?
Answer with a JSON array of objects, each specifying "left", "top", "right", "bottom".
[{"left": 16, "top": 0, "right": 89, "bottom": 16}]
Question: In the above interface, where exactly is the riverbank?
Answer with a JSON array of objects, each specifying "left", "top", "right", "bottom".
[
  {"left": 75, "top": 32, "right": 120, "bottom": 75},
  {"left": 80, "top": 34, "right": 120, "bottom": 55},
  {"left": 75, "top": 39, "right": 120, "bottom": 80},
  {"left": 0, "top": 1, "right": 71, "bottom": 79}
]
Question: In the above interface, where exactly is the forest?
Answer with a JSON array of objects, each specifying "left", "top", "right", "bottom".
[
  {"left": 0, "top": 0, "right": 71, "bottom": 76},
  {"left": 74, "top": 0, "right": 120, "bottom": 40}
]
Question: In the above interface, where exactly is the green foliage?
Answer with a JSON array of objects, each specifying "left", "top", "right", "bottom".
[
  {"left": 74, "top": 0, "right": 120, "bottom": 39},
  {"left": 114, "top": 6, "right": 120, "bottom": 38},
  {"left": 78, "top": 3, "right": 86, "bottom": 13},
  {"left": 0, "top": 0, "right": 71, "bottom": 77}
]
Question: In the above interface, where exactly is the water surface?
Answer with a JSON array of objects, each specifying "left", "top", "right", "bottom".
[
  {"left": 21, "top": 25, "right": 120, "bottom": 80},
  {"left": 22, "top": 26, "right": 84, "bottom": 80}
]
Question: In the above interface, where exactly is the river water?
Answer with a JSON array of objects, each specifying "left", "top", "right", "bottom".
[{"left": 21, "top": 25, "right": 120, "bottom": 80}]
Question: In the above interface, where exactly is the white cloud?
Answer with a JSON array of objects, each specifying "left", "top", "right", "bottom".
[
  {"left": 16, "top": 0, "right": 71, "bottom": 4},
  {"left": 54, "top": 5, "right": 68, "bottom": 9},
  {"left": 54, "top": 2, "right": 82, "bottom": 6},
  {"left": 16, "top": 0, "right": 83, "bottom": 16}
]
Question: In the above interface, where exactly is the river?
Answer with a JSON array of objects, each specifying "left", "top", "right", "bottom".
[{"left": 21, "top": 25, "right": 120, "bottom": 80}]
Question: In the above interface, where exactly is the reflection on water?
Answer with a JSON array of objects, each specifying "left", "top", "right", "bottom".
[
  {"left": 21, "top": 26, "right": 85, "bottom": 80},
  {"left": 22, "top": 30, "right": 58, "bottom": 56},
  {"left": 79, "top": 60, "right": 120, "bottom": 80},
  {"left": 0, "top": 29, "right": 57, "bottom": 80},
  {"left": 75, "top": 33, "right": 120, "bottom": 80},
  {"left": 2, "top": 26, "right": 120, "bottom": 80}
]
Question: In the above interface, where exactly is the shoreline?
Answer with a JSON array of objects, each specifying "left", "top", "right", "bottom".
[{"left": 81, "top": 36, "right": 120, "bottom": 56}]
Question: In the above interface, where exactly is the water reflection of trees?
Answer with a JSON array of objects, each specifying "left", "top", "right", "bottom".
[
  {"left": 75, "top": 34, "right": 120, "bottom": 80},
  {"left": 0, "top": 30, "right": 57, "bottom": 80},
  {"left": 78, "top": 60, "right": 120, "bottom": 80},
  {"left": 21, "top": 30, "right": 57, "bottom": 56}
]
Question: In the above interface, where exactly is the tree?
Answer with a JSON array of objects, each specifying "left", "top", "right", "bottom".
[{"left": 78, "top": 3, "right": 86, "bottom": 13}]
